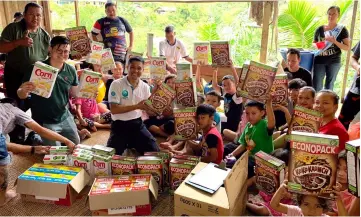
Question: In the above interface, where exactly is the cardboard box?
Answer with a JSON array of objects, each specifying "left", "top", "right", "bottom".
[
  {"left": 288, "top": 105, "right": 323, "bottom": 134},
  {"left": 174, "top": 151, "right": 249, "bottom": 216},
  {"left": 93, "top": 154, "right": 112, "bottom": 177},
  {"left": 142, "top": 58, "right": 151, "bottom": 80},
  {"left": 175, "top": 78, "right": 197, "bottom": 108},
  {"left": 145, "top": 83, "right": 176, "bottom": 115},
  {"left": 193, "top": 42, "right": 209, "bottom": 64},
  {"left": 73, "top": 148, "right": 93, "bottom": 156},
  {"left": 174, "top": 107, "right": 197, "bottom": 141},
  {"left": 137, "top": 156, "right": 163, "bottom": 192},
  {"left": 77, "top": 69, "right": 102, "bottom": 99},
  {"left": 16, "top": 163, "right": 89, "bottom": 206},
  {"left": 92, "top": 145, "right": 115, "bottom": 157},
  {"left": 176, "top": 63, "right": 192, "bottom": 80},
  {"left": 255, "top": 151, "right": 285, "bottom": 195},
  {"left": 101, "top": 48, "right": 116, "bottom": 71},
  {"left": 144, "top": 152, "right": 171, "bottom": 189},
  {"left": 346, "top": 139, "right": 360, "bottom": 197},
  {"left": 87, "top": 50, "right": 102, "bottom": 65},
  {"left": 88, "top": 175, "right": 158, "bottom": 216},
  {"left": 65, "top": 26, "right": 91, "bottom": 57},
  {"left": 43, "top": 155, "right": 68, "bottom": 165},
  {"left": 111, "top": 155, "right": 137, "bottom": 175},
  {"left": 210, "top": 41, "right": 230, "bottom": 66},
  {"left": 71, "top": 153, "right": 94, "bottom": 182},
  {"left": 150, "top": 57, "right": 167, "bottom": 80},
  {"left": 49, "top": 146, "right": 69, "bottom": 155},
  {"left": 271, "top": 74, "right": 288, "bottom": 106},
  {"left": 236, "top": 61, "right": 250, "bottom": 90},
  {"left": 76, "top": 144, "right": 93, "bottom": 151},
  {"left": 288, "top": 131, "right": 339, "bottom": 199},
  {"left": 169, "top": 158, "right": 197, "bottom": 194},
  {"left": 30, "top": 61, "right": 59, "bottom": 98}
]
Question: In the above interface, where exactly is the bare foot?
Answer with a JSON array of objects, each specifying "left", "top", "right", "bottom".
[
  {"left": 79, "top": 129, "right": 91, "bottom": 140},
  {"left": 159, "top": 142, "right": 172, "bottom": 150},
  {"left": 0, "top": 190, "right": 17, "bottom": 207}
]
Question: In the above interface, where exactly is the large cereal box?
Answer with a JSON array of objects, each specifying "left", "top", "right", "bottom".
[
  {"left": 271, "top": 74, "right": 288, "bottom": 106},
  {"left": 77, "top": 69, "right": 102, "bottom": 99},
  {"left": 30, "top": 61, "right": 59, "bottom": 98},
  {"left": 288, "top": 105, "right": 323, "bottom": 134},
  {"left": 92, "top": 145, "right": 115, "bottom": 157},
  {"left": 147, "top": 33, "right": 154, "bottom": 57},
  {"left": 144, "top": 152, "right": 171, "bottom": 190},
  {"left": 175, "top": 78, "right": 197, "bottom": 107},
  {"left": 124, "top": 51, "right": 143, "bottom": 75},
  {"left": 142, "top": 58, "right": 151, "bottom": 80},
  {"left": 176, "top": 63, "right": 192, "bottom": 80},
  {"left": 93, "top": 154, "right": 112, "bottom": 177},
  {"left": 101, "top": 48, "right": 116, "bottom": 71},
  {"left": 288, "top": 131, "right": 339, "bottom": 199},
  {"left": 145, "top": 83, "right": 176, "bottom": 115},
  {"left": 87, "top": 50, "right": 102, "bottom": 65},
  {"left": 43, "top": 155, "right": 68, "bottom": 165},
  {"left": 193, "top": 42, "right": 209, "bottom": 64},
  {"left": 174, "top": 107, "right": 197, "bottom": 141},
  {"left": 111, "top": 155, "right": 137, "bottom": 175},
  {"left": 346, "top": 139, "right": 360, "bottom": 197},
  {"left": 71, "top": 153, "right": 93, "bottom": 176},
  {"left": 137, "top": 156, "right": 163, "bottom": 192},
  {"left": 49, "top": 146, "right": 69, "bottom": 155},
  {"left": 236, "top": 61, "right": 250, "bottom": 93},
  {"left": 150, "top": 57, "right": 167, "bottom": 80},
  {"left": 173, "top": 155, "right": 201, "bottom": 163},
  {"left": 91, "top": 41, "right": 104, "bottom": 52},
  {"left": 210, "top": 41, "right": 230, "bottom": 66},
  {"left": 238, "top": 61, "right": 277, "bottom": 103},
  {"left": 65, "top": 26, "right": 91, "bottom": 57},
  {"left": 169, "top": 158, "right": 197, "bottom": 194},
  {"left": 255, "top": 151, "right": 286, "bottom": 195}
]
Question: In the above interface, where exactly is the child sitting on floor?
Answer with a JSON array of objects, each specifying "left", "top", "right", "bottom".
[
  {"left": 247, "top": 148, "right": 293, "bottom": 216},
  {"left": 225, "top": 98, "right": 275, "bottom": 186},
  {"left": 270, "top": 180, "right": 328, "bottom": 216},
  {"left": 204, "top": 90, "right": 222, "bottom": 132}
]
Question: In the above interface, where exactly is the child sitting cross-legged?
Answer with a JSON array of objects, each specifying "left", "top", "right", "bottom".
[{"left": 225, "top": 98, "right": 275, "bottom": 187}]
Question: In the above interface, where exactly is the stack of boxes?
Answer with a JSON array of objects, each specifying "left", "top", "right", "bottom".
[{"left": 43, "top": 146, "right": 69, "bottom": 165}]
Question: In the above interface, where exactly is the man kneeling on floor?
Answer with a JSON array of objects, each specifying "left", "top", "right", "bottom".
[{"left": 107, "top": 56, "right": 159, "bottom": 155}]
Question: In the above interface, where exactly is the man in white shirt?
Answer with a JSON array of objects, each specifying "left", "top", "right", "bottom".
[
  {"left": 159, "top": 25, "right": 192, "bottom": 74},
  {"left": 107, "top": 56, "right": 159, "bottom": 155}
]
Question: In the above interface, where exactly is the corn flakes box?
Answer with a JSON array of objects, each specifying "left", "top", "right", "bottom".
[
  {"left": 91, "top": 41, "right": 104, "bottom": 52},
  {"left": 87, "top": 50, "right": 102, "bottom": 65},
  {"left": 77, "top": 69, "right": 102, "bottom": 99},
  {"left": 65, "top": 26, "right": 91, "bottom": 57},
  {"left": 111, "top": 155, "right": 137, "bottom": 175},
  {"left": 174, "top": 107, "right": 197, "bottom": 141},
  {"left": 43, "top": 155, "right": 68, "bottom": 165},
  {"left": 49, "top": 146, "right": 69, "bottom": 155},
  {"left": 101, "top": 48, "right": 116, "bottom": 71},
  {"left": 145, "top": 83, "right": 176, "bottom": 115},
  {"left": 193, "top": 42, "right": 209, "bottom": 65},
  {"left": 92, "top": 145, "right": 115, "bottom": 157},
  {"left": 125, "top": 51, "right": 143, "bottom": 75},
  {"left": 288, "top": 105, "right": 323, "bottom": 134},
  {"left": 150, "top": 57, "right": 167, "bottom": 81},
  {"left": 30, "top": 61, "right": 59, "bottom": 98},
  {"left": 93, "top": 154, "right": 112, "bottom": 177},
  {"left": 176, "top": 63, "right": 192, "bottom": 80},
  {"left": 238, "top": 61, "right": 277, "bottom": 103},
  {"left": 346, "top": 139, "right": 360, "bottom": 197},
  {"left": 210, "top": 41, "right": 230, "bottom": 66},
  {"left": 271, "top": 74, "right": 288, "bottom": 106},
  {"left": 288, "top": 131, "right": 339, "bottom": 199},
  {"left": 71, "top": 153, "right": 93, "bottom": 174}
]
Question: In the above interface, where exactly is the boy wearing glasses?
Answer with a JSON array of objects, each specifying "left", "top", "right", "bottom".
[{"left": 17, "top": 36, "right": 80, "bottom": 146}]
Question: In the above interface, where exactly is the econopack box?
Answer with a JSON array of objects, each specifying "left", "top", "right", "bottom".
[
  {"left": 193, "top": 42, "right": 209, "bottom": 64},
  {"left": 210, "top": 41, "right": 230, "bottom": 66},
  {"left": 92, "top": 145, "right": 115, "bottom": 157},
  {"left": 169, "top": 158, "right": 197, "bottom": 194},
  {"left": 175, "top": 78, "right": 197, "bottom": 107},
  {"left": 93, "top": 154, "right": 112, "bottom": 177},
  {"left": 288, "top": 131, "right": 339, "bottom": 199},
  {"left": 43, "top": 155, "right": 68, "bottom": 165},
  {"left": 288, "top": 105, "right": 323, "bottom": 134},
  {"left": 271, "top": 74, "right": 288, "bottom": 106},
  {"left": 173, "top": 155, "right": 201, "bottom": 163},
  {"left": 346, "top": 139, "right": 360, "bottom": 197},
  {"left": 137, "top": 156, "right": 163, "bottom": 192},
  {"left": 101, "top": 48, "right": 116, "bottom": 71},
  {"left": 174, "top": 107, "right": 197, "bottom": 141},
  {"left": 16, "top": 163, "right": 89, "bottom": 206},
  {"left": 150, "top": 57, "right": 167, "bottom": 80},
  {"left": 176, "top": 63, "right": 192, "bottom": 80},
  {"left": 30, "top": 61, "right": 59, "bottom": 98},
  {"left": 145, "top": 83, "right": 176, "bottom": 115},
  {"left": 65, "top": 26, "right": 91, "bottom": 57},
  {"left": 144, "top": 152, "right": 171, "bottom": 190},
  {"left": 76, "top": 69, "right": 102, "bottom": 99},
  {"left": 111, "top": 155, "right": 137, "bottom": 175},
  {"left": 255, "top": 151, "right": 286, "bottom": 195}
]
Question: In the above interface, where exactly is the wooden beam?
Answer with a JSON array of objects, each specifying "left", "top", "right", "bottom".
[
  {"left": 260, "top": 1, "right": 272, "bottom": 63},
  {"left": 74, "top": 0, "right": 80, "bottom": 27},
  {"left": 341, "top": 0, "right": 358, "bottom": 102},
  {"left": 42, "top": 1, "right": 53, "bottom": 34}
]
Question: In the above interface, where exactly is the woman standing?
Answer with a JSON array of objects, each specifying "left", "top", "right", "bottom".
[{"left": 313, "top": 6, "right": 350, "bottom": 91}]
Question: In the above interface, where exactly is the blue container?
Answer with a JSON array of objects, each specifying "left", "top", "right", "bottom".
[{"left": 280, "top": 48, "right": 314, "bottom": 72}]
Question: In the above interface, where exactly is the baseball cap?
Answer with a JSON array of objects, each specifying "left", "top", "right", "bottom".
[{"left": 165, "top": 25, "right": 175, "bottom": 33}]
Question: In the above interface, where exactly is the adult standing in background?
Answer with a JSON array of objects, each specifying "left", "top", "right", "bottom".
[
  {"left": 313, "top": 6, "right": 350, "bottom": 91},
  {"left": 159, "top": 25, "right": 192, "bottom": 74},
  {"left": 339, "top": 41, "right": 360, "bottom": 130},
  {"left": 0, "top": 2, "right": 50, "bottom": 144},
  {"left": 283, "top": 48, "right": 312, "bottom": 86},
  {"left": 91, "top": 2, "right": 134, "bottom": 66}
]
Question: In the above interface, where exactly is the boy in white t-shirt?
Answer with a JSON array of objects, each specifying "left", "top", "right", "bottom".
[{"left": 159, "top": 25, "right": 193, "bottom": 74}]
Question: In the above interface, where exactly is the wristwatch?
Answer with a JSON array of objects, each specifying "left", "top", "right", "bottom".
[{"left": 31, "top": 146, "right": 35, "bottom": 155}]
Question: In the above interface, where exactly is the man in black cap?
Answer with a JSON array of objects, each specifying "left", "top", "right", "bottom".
[{"left": 159, "top": 25, "right": 192, "bottom": 74}]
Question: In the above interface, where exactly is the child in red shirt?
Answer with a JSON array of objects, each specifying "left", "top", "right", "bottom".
[{"left": 314, "top": 90, "right": 349, "bottom": 150}]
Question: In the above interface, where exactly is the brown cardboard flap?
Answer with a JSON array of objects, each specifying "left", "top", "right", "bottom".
[
  {"left": 224, "top": 151, "right": 249, "bottom": 212},
  {"left": 16, "top": 179, "right": 68, "bottom": 199},
  {"left": 89, "top": 190, "right": 150, "bottom": 211},
  {"left": 69, "top": 168, "right": 90, "bottom": 193},
  {"left": 148, "top": 176, "right": 158, "bottom": 200}
]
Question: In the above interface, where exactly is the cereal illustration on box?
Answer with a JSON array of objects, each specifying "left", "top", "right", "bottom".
[
  {"left": 288, "top": 105, "right": 323, "bottom": 134},
  {"left": 111, "top": 155, "right": 136, "bottom": 175},
  {"left": 176, "top": 63, "right": 192, "bottom": 80},
  {"left": 30, "top": 61, "right": 59, "bottom": 98},
  {"left": 77, "top": 69, "right": 102, "bottom": 99},
  {"left": 169, "top": 158, "right": 197, "bottom": 194},
  {"left": 145, "top": 83, "right": 176, "bottom": 115},
  {"left": 174, "top": 107, "right": 197, "bottom": 140},
  {"left": 210, "top": 41, "right": 230, "bottom": 66},
  {"left": 65, "top": 26, "right": 91, "bottom": 57},
  {"left": 150, "top": 57, "right": 167, "bottom": 81},
  {"left": 137, "top": 156, "right": 163, "bottom": 192},
  {"left": 271, "top": 74, "right": 288, "bottom": 106},
  {"left": 175, "top": 79, "right": 197, "bottom": 107},
  {"left": 193, "top": 42, "right": 209, "bottom": 65}
]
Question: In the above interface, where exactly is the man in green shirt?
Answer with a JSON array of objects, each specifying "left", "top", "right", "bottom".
[
  {"left": 17, "top": 36, "right": 80, "bottom": 146},
  {"left": 0, "top": 2, "right": 50, "bottom": 143}
]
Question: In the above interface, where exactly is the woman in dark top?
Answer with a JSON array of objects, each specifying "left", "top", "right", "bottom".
[{"left": 313, "top": 6, "right": 350, "bottom": 91}]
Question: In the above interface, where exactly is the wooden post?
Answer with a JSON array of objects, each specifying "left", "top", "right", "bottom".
[
  {"left": 42, "top": 1, "right": 53, "bottom": 35},
  {"left": 74, "top": 0, "right": 80, "bottom": 27},
  {"left": 260, "top": 1, "right": 272, "bottom": 63},
  {"left": 341, "top": 0, "right": 358, "bottom": 102}
]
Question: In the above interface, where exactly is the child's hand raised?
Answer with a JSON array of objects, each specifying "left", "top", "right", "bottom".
[{"left": 279, "top": 180, "right": 289, "bottom": 194}]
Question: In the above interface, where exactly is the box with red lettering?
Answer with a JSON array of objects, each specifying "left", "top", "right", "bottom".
[
  {"left": 89, "top": 175, "right": 158, "bottom": 216},
  {"left": 288, "top": 131, "right": 339, "bottom": 199}
]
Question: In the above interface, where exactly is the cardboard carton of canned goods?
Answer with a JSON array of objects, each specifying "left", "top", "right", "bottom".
[
  {"left": 49, "top": 146, "right": 69, "bottom": 155},
  {"left": 92, "top": 145, "right": 115, "bottom": 157},
  {"left": 43, "top": 155, "right": 68, "bottom": 165},
  {"left": 346, "top": 139, "right": 360, "bottom": 197},
  {"left": 93, "top": 154, "right": 112, "bottom": 177},
  {"left": 77, "top": 69, "right": 102, "bottom": 99},
  {"left": 193, "top": 42, "right": 209, "bottom": 65},
  {"left": 137, "top": 156, "right": 163, "bottom": 192},
  {"left": 169, "top": 158, "right": 197, "bottom": 194},
  {"left": 111, "top": 155, "right": 137, "bottom": 175},
  {"left": 30, "top": 61, "right": 59, "bottom": 98}
]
